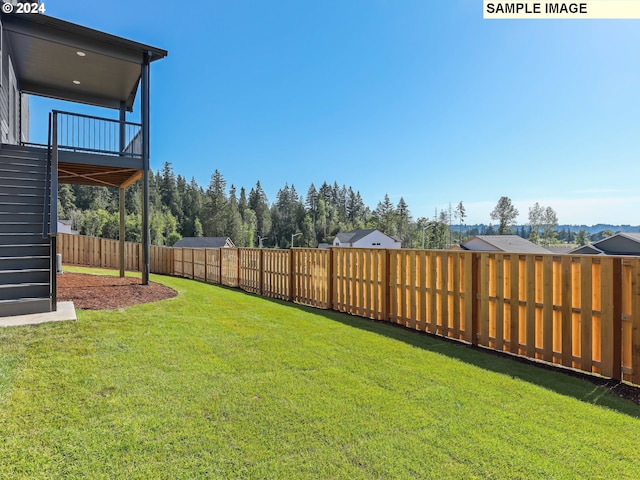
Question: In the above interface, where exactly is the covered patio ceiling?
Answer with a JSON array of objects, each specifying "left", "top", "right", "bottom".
[
  {"left": 2, "top": 12, "right": 167, "bottom": 111},
  {"left": 2, "top": 11, "right": 167, "bottom": 188}
]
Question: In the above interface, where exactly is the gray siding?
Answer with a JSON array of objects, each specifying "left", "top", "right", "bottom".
[{"left": 0, "top": 21, "right": 25, "bottom": 145}]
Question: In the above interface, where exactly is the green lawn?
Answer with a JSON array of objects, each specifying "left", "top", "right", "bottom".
[{"left": 1, "top": 267, "right": 639, "bottom": 479}]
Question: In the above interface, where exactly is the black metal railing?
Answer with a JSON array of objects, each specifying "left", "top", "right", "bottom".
[{"left": 52, "top": 110, "right": 142, "bottom": 158}]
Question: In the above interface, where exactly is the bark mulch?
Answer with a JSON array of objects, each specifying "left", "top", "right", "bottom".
[{"left": 57, "top": 272, "right": 177, "bottom": 310}]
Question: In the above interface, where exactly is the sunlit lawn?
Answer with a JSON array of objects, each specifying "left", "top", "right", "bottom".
[{"left": 1, "top": 267, "right": 639, "bottom": 479}]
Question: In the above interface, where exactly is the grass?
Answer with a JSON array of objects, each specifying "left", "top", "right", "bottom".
[{"left": 1, "top": 267, "right": 640, "bottom": 479}]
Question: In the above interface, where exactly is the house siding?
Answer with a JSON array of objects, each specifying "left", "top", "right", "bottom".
[{"left": 0, "top": 22, "right": 25, "bottom": 145}]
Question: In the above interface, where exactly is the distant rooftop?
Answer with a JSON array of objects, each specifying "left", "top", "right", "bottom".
[
  {"left": 173, "top": 237, "right": 235, "bottom": 249},
  {"left": 461, "top": 235, "right": 551, "bottom": 254}
]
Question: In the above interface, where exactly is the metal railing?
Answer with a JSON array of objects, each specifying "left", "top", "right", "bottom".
[{"left": 52, "top": 110, "right": 142, "bottom": 158}]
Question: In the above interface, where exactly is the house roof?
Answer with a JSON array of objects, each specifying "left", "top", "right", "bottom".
[
  {"left": 173, "top": 237, "right": 235, "bottom": 249},
  {"left": 461, "top": 235, "right": 551, "bottom": 254},
  {"left": 585, "top": 232, "right": 640, "bottom": 255},
  {"left": 568, "top": 244, "right": 604, "bottom": 255},
  {"left": 335, "top": 229, "right": 378, "bottom": 244},
  {"left": 545, "top": 245, "right": 575, "bottom": 254},
  {"left": 2, "top": 12, "right": 168, "bottom": 111}
]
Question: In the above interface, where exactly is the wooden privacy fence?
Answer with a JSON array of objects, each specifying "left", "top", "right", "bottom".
[{"left": 57, "top": 233, "right": 640, "bottom": 386}]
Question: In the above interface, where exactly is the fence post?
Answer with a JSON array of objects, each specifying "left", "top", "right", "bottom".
[
  {"left": 191, "top": 249, "right": 195, "bottom": 279},
  {"left": 203, "top": 249, "right": 208, "bottom": 283},
  {"left": 237, "top": 249, "right": 242, "bottom": 288},
  {"left": 382, "top": 249, "right": 391, "bottom": 321},
  {"left": 328, "top": 248, "right": 334, "bottom": 310},
  {"left": 259, "top": 249, "right": 264, "bottom": 296},
  {"left": 219, "top": 248, "right": 223, "bottom": 285},
  {"left": 289, "top": 248, "right": 295, "bottom": 302},
  {"left": 471, "top": 253, "right": 479, "bottom": 346}
]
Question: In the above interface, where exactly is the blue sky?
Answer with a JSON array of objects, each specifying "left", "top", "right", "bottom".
[{"left": 28, "top": 0, "right": 640, "bottom": 225}]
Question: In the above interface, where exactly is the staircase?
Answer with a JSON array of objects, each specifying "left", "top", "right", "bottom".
[{"left": 0, "top": 144, "right": 53, "bottom": 317}]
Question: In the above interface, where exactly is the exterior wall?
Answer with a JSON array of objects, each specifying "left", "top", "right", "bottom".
[
  {"left": 0, "top": 21, "right": 23, "bottom": 145},
  {"left": 353, "top": 231, "right": 401, "bottom": 249}
]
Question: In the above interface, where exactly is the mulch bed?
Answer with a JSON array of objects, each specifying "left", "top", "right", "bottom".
[{"left": 57, "top": 272, "right": 177, "bottom": 310}]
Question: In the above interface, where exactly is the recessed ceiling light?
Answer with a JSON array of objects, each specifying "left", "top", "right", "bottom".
[
  {"left": 73, "top": 80, "right": 81, "bottom": 85},
  {"left": 76, "top": 51, "right": 86, "bottom": 57}
]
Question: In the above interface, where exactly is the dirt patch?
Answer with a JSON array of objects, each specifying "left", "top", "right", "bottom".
[{"left": 57, "top": 272, "right": 177, "bottom": 310}]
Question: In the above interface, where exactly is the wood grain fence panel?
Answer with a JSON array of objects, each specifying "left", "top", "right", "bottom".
[
  {"left": 452, "top": 253, "right": 461, "bottom": 339},
  {"left": 441, "top": 252, "right": 449, "bottom": 337},
  {"left": 525, "top": 255, "right": 536, "bottom": 358},
  {"left": 479, "top": 253, "right": 490, "bottom": 347},
  {"left": 561, "top": 255, "right": 573, "bottom": 367},
  {"left": 495, "top": 254, "right": 505, "bottom": 351},
  {"left": 599, "top": 258, "right": 614, "bottom": 378},
  {"left": 632, "top": 259, "right": 640, "bottom": 385},
  {"left": 509, "top": 254, "right": 520, "bottom": 353},
  {"left": 418, "top": 251, "right": 427, "bottom": 332},
  {"left": 621, "top": 260, "right": 633, "bottom": 380},
  {"left": 262, "top": 250, "right": 289, "bottom": 300},
  {"left": 193, "top": 249, "right": 206, "bottom": 281},
  {"left": 580, "top": 257, "right": 593, "bottom": 372},
  {"left": 429, "top": 251, "right": 438, "bottom": 334},
  {"left": 542, "top": 255, "right": 554, "bottom": 362},
  {"left": 464, "top": 253, "right": 474, "bottom": 343}
]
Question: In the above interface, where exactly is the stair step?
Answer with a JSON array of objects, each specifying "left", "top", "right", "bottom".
[
  {"left": 0, "top": 223, "right": 47, "bottom": 234},
  {"left": 0, "top": 233, "right": 51, "bottom": 245},
  {"left": 0, "top": 269, "right": 50, "bottom": 285},
  {"left": 0, "top": 256, "right": 50, "bottom": 270},
  {"left": 0, "top": 182, "right": 45, "bottom": 190},
  {"left": 0, "top": 203, "right": 46, "bottom": 214},
  {"left": 0, "top": 179, "right": 47, "bottom": 189},
  {"left": 0, "top": 245, "right": 50, "bottom": 256},
  {"left": 0, "top": 167, "right": 46, "bottom": 178},
  {"left": 0, "top": 298, "right": 51, "bottom": 317},
  {"left": 0, "top": 283, "right": 50, "bottom": 301}
]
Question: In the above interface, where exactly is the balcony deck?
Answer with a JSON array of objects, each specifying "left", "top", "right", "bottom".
[{"left": 22, "top": 110, "right": 145, "bottom": 189}]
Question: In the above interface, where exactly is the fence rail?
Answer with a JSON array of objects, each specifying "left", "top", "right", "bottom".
[{"left": 57, "top": 233, "right": 640, "bottom": 386}]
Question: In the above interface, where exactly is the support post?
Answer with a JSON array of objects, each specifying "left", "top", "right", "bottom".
[
  {"left": 141, "top": 52, "right": 151, "bottom": 285},
  {"left": 119, "top": 101, "right": 126, "bottom": 277}
]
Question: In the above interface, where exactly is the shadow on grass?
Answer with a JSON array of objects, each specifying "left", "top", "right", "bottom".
[{"left": 244, "top": 292, "right": 640, "bottom": 418}]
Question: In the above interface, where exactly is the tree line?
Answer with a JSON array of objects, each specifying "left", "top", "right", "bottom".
[
  {"left": 59, "top": 166, "right": 597, "bottom": 248},
  {"left": 59, "top": 163, "right": 457, "bottom": 248}
]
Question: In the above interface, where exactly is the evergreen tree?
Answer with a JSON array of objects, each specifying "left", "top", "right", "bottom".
[
  {"left": 490, "top": 197, "right": 518, "bottom": 235},
  {"left": 248, "top": 181, "right": 271, "bottom": 243},
  {"left": 203, "top": 170, "right": 228, "bottom": 237}
]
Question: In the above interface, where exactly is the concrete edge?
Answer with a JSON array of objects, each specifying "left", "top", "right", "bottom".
[{"left": 0, "top": 302, "right": 77, "bottom": 327}]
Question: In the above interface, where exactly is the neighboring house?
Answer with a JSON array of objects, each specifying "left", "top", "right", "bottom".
[
  {"left": 333, "top": 229, "right": 402, "bottom": 249},
  {"left": 460, "top": 235, "right": 551, "bottom": 254},
  {"left": 0, "top": 11, "right": 167, "bottom": 317},
  {"left": 57, "top": 220, "right": 78, "bottom": 235},
  {"left": 173, "top": 237, "right": 235, "bottom": 249},
  {"left": 568, "top": 233, "right": 640, "bottom": 256}
]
